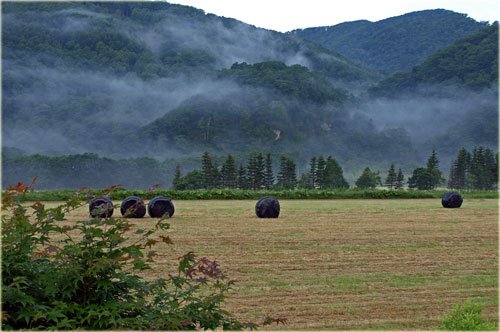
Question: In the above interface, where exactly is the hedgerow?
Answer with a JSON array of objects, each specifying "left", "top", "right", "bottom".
[{"left": 17, "top": 188, "right": 499, "bottom": 201}]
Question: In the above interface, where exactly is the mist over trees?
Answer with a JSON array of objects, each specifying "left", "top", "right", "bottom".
[
  {"left": 291, "top": 9, "right": 488, "bottom": 74},
  {"left": 1, "top": 2, "right": 498, "bottom": 189}
]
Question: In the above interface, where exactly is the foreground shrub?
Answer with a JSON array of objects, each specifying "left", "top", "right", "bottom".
[
  {"left": 441, "top": 299, "right": 496, "bottom": 331},
  {"left": 2, "top": 180, "right": 284, "bottom": 330}
]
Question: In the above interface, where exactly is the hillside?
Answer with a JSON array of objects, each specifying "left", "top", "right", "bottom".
[
  {"left": 369, "top": 24, "right": 499, "bottom": 95},
  {"left": 358, "top": 24, "right": 498, "bottom": 163},
  {"left": 2, "top": 1, "right": 378, "bottom": 159},
  {"left": 1, "top": 2, "right": 498, "bottom": 189},
  {"left": 291, "top": 9, "right": 488, "bottom": 74},
  {"left": 141, "top": 61, "right": 414, "bottom": 162},
  {"left": 2, "top": 2, "right": 376, "bottom": 81}
]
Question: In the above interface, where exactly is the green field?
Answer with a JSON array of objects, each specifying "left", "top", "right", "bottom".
[{"left": 54, "top": 198, "right": 498, "bottom": 330}]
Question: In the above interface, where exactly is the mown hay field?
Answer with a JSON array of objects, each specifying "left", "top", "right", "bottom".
[{"left": 56, "top": 199, "right": 498, "bottom": 330}]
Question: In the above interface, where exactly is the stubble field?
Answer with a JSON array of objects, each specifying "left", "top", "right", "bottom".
[{"left": 55, "top": 198, "right": 498, "bottom": 330}]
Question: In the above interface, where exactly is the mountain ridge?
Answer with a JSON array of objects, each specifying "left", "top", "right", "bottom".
[{"left": 291, "top": 9, "right": 488, "bottom": 74}]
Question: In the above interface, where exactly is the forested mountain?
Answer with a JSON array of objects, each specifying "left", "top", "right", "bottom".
[
  {"left": 358, "top": 23, "right": 498, "bottom": 162},
  {"left": 2, "top": 1, "right": 377, "bottom": 159},
  {"left": 369, "top": 24, "right": 499, "bottom": 95},
  {"left": 291, "top": 9, "right": 488, "bottom": 74},
  {"left": 1, "top": 2, "right": 498, "bottom": 189},
  {"left": 140, "top": 61, "right": 413, "bottom": 161}
]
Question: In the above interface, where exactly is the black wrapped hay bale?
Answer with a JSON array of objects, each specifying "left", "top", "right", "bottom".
[
  {"left": 441, "top": 191, "right": 463, "bottom": 208},
  {"left": 255, "top": 196, "right": 280, "bottom": 218},
  {"left": 148, "top": 196, "right": 175, "bottom": 218},
  {"left": 89, "top": 197, "right": 114, "bottom": 218},
  {"left": 120, "top": 196, "right": 146, "bottom": 218}
]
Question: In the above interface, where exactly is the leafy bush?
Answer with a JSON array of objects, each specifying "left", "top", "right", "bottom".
[
  {"left": 441, "top": 299, "right": 496, "bottom": 331},
  {"left": 2, "top": 179, "right": 284, "bottom": 330}
]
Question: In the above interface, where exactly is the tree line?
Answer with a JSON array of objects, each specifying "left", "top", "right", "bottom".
[
  {"left": 173, "top": 147, "right": 498, "bottom": 191},
  {"left": 448, "top": 146, "right": 498, "bottom": 190}
]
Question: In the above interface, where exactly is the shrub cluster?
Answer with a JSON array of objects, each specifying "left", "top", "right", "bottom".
[{"left": 441, "top": 299, "right": 496, "bottom": 330}]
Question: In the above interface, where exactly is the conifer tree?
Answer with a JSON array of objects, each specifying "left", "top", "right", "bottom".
[
  {"left": 246, "top": 154, "right": 257, "bottom": 190},
  {"left": 426, "top": 149, "right": 444, "bottom": 189},
  {"left": 316, "top": 155, "right": 326, "bottom": 188},
  {"left": 309, "top": 156, "right": 317, "bottom": 189},
  {"left": 255, "top": 153, "right": 265, "bottom": 189},
  {"left": 484, "top": 148, "right": 497, "bottom": 189},
  {"left": 355, "top": 167, "right": 381, "bottom": 189},
  {"left": 172, "top": 164, "right": 182, "bottom": 189},
  {"left": 395, "top": 168, "right": 405, "bottom": 189},
  {"left": 408, "top": 168, "right": 433, "bottom": 190},
  {"left": 469, "top": 147, "right": 497, "bottom": 190},
  {"left": 323, "top": 156, "right": 349, "bottom": 189},
  {"left": 237, "top": 163, "right": 248, "bottom": 189},
  {"left": 448, "top": 147, "right": 470, "bottom": 190},
  {"left": 264, "top": 153, "right": 274, "bottom": 189},
  {"left": 201, "top": 151, "right": 217, "bottom": 189},
  {"left": 277, "top": 156, "right": 296, "bottom": 189},
  {"left": 247, "top": 153, "right": 265, "bottom": 190},
  {"left": 221, "top": 154, "right": 237, "bottom": 188},
  {"left": 385, "top": 164, "right": 397, "bottom": 189}
]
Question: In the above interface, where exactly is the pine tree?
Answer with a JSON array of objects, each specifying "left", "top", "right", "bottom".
[
  {"left": 201, "top": 151, "right": 217, "bottom": 189},
  {"left": 395, "top": 168, "right": 405, "bottom": 189},
  {"left": 172, "top": 164, "right": 182, "bottom": 189},
  {"left": 297, "top": 173, "right": 310, "bottom": 189},
  {"left": 448, "top": 147, "right": 470, "bottom": 190},
  {"left": 494, "top": 151, "right": 499, "bottom": 189},
  {"left": 470, "top": 147, "right": 497, "bottom": 190},
  {"left": 264, "top": 153, "right": 274, "bottom": 189},
  {"left": 255, "top": 153, "right": 265, "bottom": 189},
  {"left": 484, "top": 148, "right": 497, "bottom": 189},
  {"left": 237, "top": 163, "right": 248, "bottom": 189},
  {"left": 246, "top": 154, "right": 257, "bottom": 190},
  {"left": 309, "top": 156, "right": 317, "bottom": 189},
  {"left": 323, "top": 156, "right": 349, "bottom": 189},
  {"left": 385, "top": 164, "right": 397, "bottom": 189},
  {"left": 426, "top": 149, "right": 444, "bottom": 189},
  {"left": 470, "top": 147, "right": 485, "bottom": 189},
  {"left": 408, "top": 167, "right": 433, "bottom": 190},
  {"left": 355, "top": 167, "right": 381, "bottom": 189},
  {"left": 316, "top": 155, "right": 326, "bottom": 189},
  {"left": 277, "top": 156, "right": 296, "bottom": 189},
  {"left": 448, "top": 159, "right": 459, "bottom": 189},
  {"left": 221, "top": 154, "right": 237, "bottom": 188},
  {"left": 246, "top": 153, "right": 265, "bottom": 190}
]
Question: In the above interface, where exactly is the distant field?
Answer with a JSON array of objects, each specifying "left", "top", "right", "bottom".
[{"left": 50, "top": 199, "right": 498, "bottom": 330}]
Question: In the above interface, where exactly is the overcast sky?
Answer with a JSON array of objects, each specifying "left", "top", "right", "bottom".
[{"left": 167, "top": 0, "right": 499, "bottom": 32}]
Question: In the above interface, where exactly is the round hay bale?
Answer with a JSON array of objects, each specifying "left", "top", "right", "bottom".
[
  {"left": 148, "top": 196, "right": 175, "bottom": 218},
  {"left": 89, "top": 197, "right": 114, "bottom": 218},
  {"left": 120, "top": 196, "right": 146, "bottom": 218},
  {"left": 255, "top": 196, "right": 280, "bottom": 218},
  {"left": 441, "top": 191, "right": 463, "bottom": 208}
]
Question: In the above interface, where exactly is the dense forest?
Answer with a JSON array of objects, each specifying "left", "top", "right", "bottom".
[
  {"left": 291, "top": 9, "right": 488, "bottom": 74},
  {"left": 1, "top": 2, "right": 498, "bottom": 189},
  {"left": 370, "top": 23, "right": 499, "bottom": 95}
]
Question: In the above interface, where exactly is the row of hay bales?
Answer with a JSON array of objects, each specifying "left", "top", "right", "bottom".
[
  {"left": 89, "top": 196, "right": 175, "bottom": 219},
  {"left": 89, "top": 192, "right": 463, "bottom": 219},
  {"left": 89, "top": 195, "right": 281, "bottom": 219}
]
